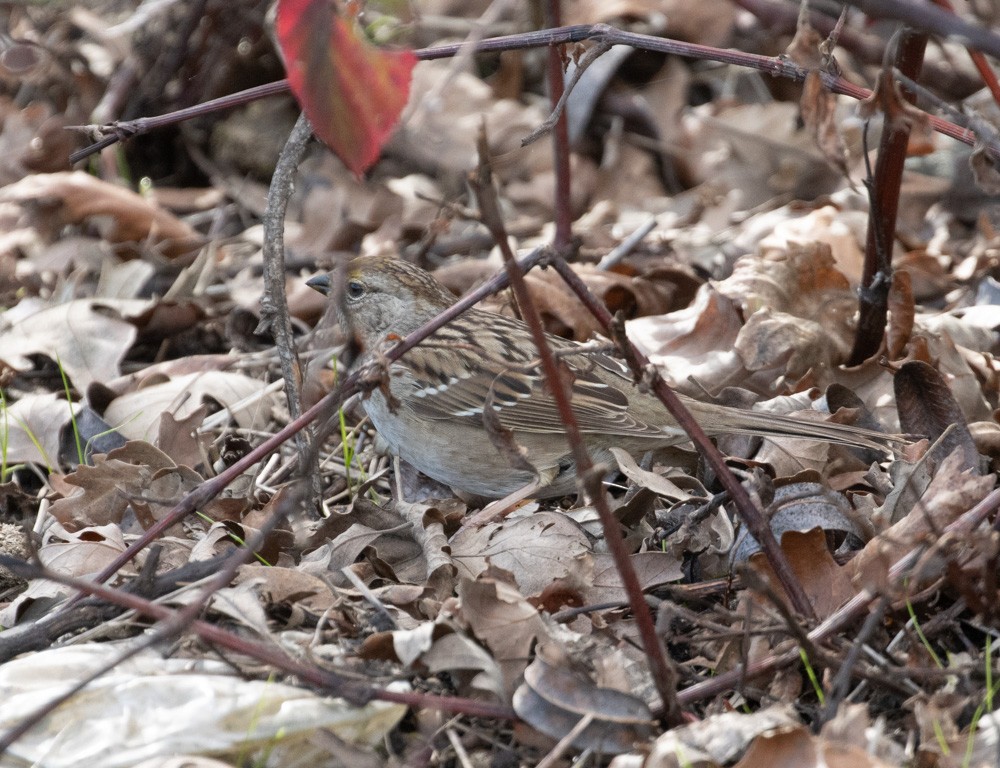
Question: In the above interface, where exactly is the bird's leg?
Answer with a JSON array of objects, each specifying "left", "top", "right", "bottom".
[{"left": 459, "top": 477, "right": 546, "bottom": 528}]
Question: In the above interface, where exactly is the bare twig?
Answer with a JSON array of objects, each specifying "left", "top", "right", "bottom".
[
  {"left": 520, "top": 38, "right": 613, "bottom": 148},
  {"left": 69, "top": 23, "right": 1000, "bottom": 166},
  {"left": 469, "top": 127, "right": 683, "bottom": 727},
  {"left": 258, "top": 113, "right": 316, "bottom": 490},
  {"left": 676, "top": 482, "right": 1000, "bottom": 704},
  {"left": 0, "top": 556, "right": 516, "bottom": 722},
  {"left": 848, "top": 28, "right": 927, "bottom": 365}
]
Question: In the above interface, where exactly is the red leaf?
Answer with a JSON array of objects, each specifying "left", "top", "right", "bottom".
[{"left": 275, "top": 0, "right": 415, "bottom": 175}]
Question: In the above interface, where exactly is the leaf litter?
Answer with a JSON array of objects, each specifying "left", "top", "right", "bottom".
[{"left": 1, "top": 1, "right": 1000, "bottom": 765}]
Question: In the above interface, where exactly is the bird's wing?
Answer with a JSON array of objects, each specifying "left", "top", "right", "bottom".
[{"left": 399, "top": 340, "right": 669, "bottom": 438}]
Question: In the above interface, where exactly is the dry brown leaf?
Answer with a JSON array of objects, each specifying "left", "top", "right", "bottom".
[
  {"left": 46, "top": 441, "right": 239, "bottom": 533},
  {"left": 156, "top": 406, "right": 208, "bottom": 470},
  {"left": 722, "top": 241, "right": 854, "bottom": 329},
  {"left": 886, "top": 268, "right": 915, "bottom": 359},
  {"left": 420, "top": 632, "right": 506, "bottom": 701},
  {"left": 757, "top": 206, "right": 867, "bottom": 285},
  {"left": 733, "top": 723, "right": 898, "bottom": 768},
  {"left": 786, "top": 17, "right": 850, "bottom": 178},
  {"left": 628, "top": 285, "right": 745, "bottom": 391},
  {"left": 95, "top": 355, "right": 241, "bottom": 399},
  {"left": 583, "top": 551, "right": 683, "bottom": 605},
  {"left": 450, "top": 511, "right": 591, "bottom": 598},
  {"left": 634, "top": 705, "right": 800, "bottom": 767},
  {"left": 512, "top": 643, "right": 654, "bottom": 755},
  {"left": 851, "top": 449, "right": 996, "bottom": 592},
  {"left": 691, "top": 103, "right": 843, "bottom": 207},
  {"left": 102, "top": 371, "right": 275, "bottom": 443},
  {"left": 0, "top": 171, "right": 203, "bottom": 258},
  {"left": 457, "top": 568, "right": 552, "bottom": 697},
  {"left": 395, "top": 499, "right": 455, "bottom": 599},
  {"left": 38, "top": 523, "right": 128, "bottom": 579},
  {"left": 609, "top": 447, "right": 695, "bottom": 500},
  {"left": 750, "top": 529, "right": 855, "bottom": 619},
  {"left": 0, "top": 297, "right": 154, "bottom": 390}
]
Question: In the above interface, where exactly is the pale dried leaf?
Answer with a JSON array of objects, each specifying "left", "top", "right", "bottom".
[
  {"left": 103, "top": 371, "right": 275, "bottom": 442},
  {"left": 0, "top": 298, "right": 153, "bottom": 390},
  {"left": 583, "top": 552, "right": 684, "bottom": 604},
  {"left": 624, "top": 705, "right": 800, "bottom": 767},
  {"left": 457, "top": 571, "right": 552, "bottom": 696},
  {"left": 0, "top": 645, "right": 406, "bottom": 768},
  {"left": 610, "top": 447, "right": 694, "bottom": 500},
  {"left": 0, "top": 392, "right": 79, "bottom": 467},
  {"left": 421, "top": 632, "right": 506, "bottom": 701},
  {"left": 451, "top": 511, "right": 591, "bottom": 597}
]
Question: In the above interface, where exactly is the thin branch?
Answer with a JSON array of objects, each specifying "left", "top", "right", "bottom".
[
  {"left": 676, "top": 480, "right": 1000, "bottom": 704},
  {"left": 68, "top": 23, "right": 1000, "bottom": 166},
  {"left": 470, "top": 127, "right": 683, "bottom": 727},
  {"left": 258, "top": 112, "right": 317, "bottom": 492},
  {"left": 544, "top": 0, "right": 575, "bottom": 251},
  {"left": 848, "top": 28, "right": 928, "bottom": 364},
  {"left": 0, "top": 555, "right": 517, "bottom": 721}
]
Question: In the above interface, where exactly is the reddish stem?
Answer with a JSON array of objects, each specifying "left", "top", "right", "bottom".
[
  {"left": 70, "top": 24, "right": 1000, "bottom": 166},
  {"left": 847, "top": 29, "right": 928, "bottom": 365},
  {"left": 544, "top": 0, "right": 573, "bottom": 250},
  {"left": 471, "top": 135, "right": 683, "bottom": 727}
]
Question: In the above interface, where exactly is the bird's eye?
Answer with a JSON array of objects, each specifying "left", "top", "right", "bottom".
[{"left": 346, "top": 280, "right": 365, "bottom": 300}]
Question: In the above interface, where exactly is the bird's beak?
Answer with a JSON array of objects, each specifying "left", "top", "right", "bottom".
[{"left": 306, "top": 274, "right": 331, "bottom": 296}]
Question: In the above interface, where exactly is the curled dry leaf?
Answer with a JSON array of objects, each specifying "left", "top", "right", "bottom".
[
  {"left": 395, "top": 499, "right": 454, "bottom": 599},
  {"left": 323, "top": 496, "right": 458, "bottom": 592},
  {"left": 886, "top": 268, "right": 915, "bottom": 359},
  {"left": 630, "top": 241, "right": 867, "bottom": 393},
  {"left": 630, "top": 704, "right": 800, "bottom": 766},
  {"left": 38, "top": 523, "right": 128, "bottom": 580},
  {"left": 851, "top": 449, "right": 996, "bottom": 593},
  {"left": 47, "top": 441, "right": 246, "bottom": 533},
  {"left": 757, "top": 206, "right": 867, "bottom": 285},
  {"left": 893, "top": 360, "right": 979, "bottom": 471},
  {"left": 723, "top": 242, "right": 856, "bottom": 371},
  {"left": 0, "top": 171, "right": 203, "bottom": 258},
  {"left": 419, "top": 632, "right": 506, "bottom": 702},
  {"left": 457, "top": 569, "right": 552, "bottom": 697},
  {"left": 628, "top": 286, "right": 744, "bottom": 390},
  {"left": 609, "top": 447, "right": 695, "bottom": 501},
  {"left": 513, "top": 643, "right": 654, "bottom": 754},
  {"left": 583, "top": 551, "right": 684, "bottom": 605},
  {"left": 732, "top": 481, "right": 860, "bottom": 565},
  {"left": 732, "top": 722, "right": 899, "bottom": 768}
]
